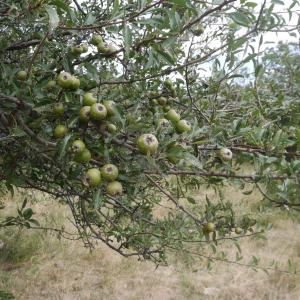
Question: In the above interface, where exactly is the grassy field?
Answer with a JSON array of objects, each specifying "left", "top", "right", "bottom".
[{"left": 1, "top": 185, "right": 300, "bottom": 300}]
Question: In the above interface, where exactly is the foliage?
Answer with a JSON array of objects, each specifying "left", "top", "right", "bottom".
[{"left": 0, "top": 0, "right": 300, "bottom": 269}]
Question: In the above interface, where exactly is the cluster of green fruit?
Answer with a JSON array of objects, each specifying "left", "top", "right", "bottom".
[
  {"left": 70, "top": 43, "right": 88, "bottom": 56},
  {"left": 51, "top": 72, "right": 117, "bottom": 137},
  {"left": 150, "top": 80, "right": 192, "bottom": 134},
  {"left": 203, "top": 222, "right": 243, "bottom": 235},
  {"left": 79, "top": 93, "right": 116, "bottom": 123},
  {"left": 91, "top": 34, "right": 116, "bottom": 55},
  {"left": 57, "top": 71, "right": 80, "bottom": 90},
  {"left": 71, "top": 139, "right": 122, "bottom": 195}
]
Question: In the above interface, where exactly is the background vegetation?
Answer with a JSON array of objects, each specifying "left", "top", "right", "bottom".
[{"left": 1, "top": 0, "right": 300, "bottom": 298}]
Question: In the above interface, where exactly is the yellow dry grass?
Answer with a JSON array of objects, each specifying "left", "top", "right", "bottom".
[{"left": 0, "top": 185, "right": 300, "bottom": 300}]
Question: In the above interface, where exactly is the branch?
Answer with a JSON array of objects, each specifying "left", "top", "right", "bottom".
[
  {"left": 15, "top": 113, "right": 55, "bottom": 147},
  {"left": 198, "top": 145, "right": 300, "bottom": 158},
  {"left": 145, "top": 170, "right": 296, "bottom": 181},
  {"left": 145, "top": 174, "right": 204, "bottom": 225},
  {"left": 0, "top": 92, "right": 33, "bottom": 110}
]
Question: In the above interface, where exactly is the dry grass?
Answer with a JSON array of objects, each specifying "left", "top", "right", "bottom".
[{"left": 1, "top": 186, "right": 300, "bottom": 300}]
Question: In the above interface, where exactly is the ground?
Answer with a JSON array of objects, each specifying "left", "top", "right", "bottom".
[{"left": 1, "top": 185, "right": 300, "bottom": 300}]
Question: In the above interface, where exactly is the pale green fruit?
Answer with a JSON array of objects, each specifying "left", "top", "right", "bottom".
[
  {"left": 81, "top": 44, "right": 89, "bottom": 53},
  {"left": 235, "top": 227, "right": 243, "bottom": 235},
  {"left": 103, "top": 100, "right": 116, "bottom": 116},
  {"left": 84, "top": 168, "right": 101, "bottom": 187},
  {"left": 101, "top": 164, "right": 119, "bottom": 181},
  {"left": 137, "top": 134, "right": 158, "bottom": 154},
  {"left": 176, "top": 120, "right": 192, "bottom": 133},
  {"left": 71, "top": 45, "right": 83, "bottom": 56},
  {"left": 97, "top": 43, "right": 108, "bottom": 53},
  {"left": 90, "top": 103, "right": 107, "bottom": 121},
  {"left": 107, "top": 123, "right": 117, "bottom": 133},
  {"left": 74, "top": 148, "right": 91, "bottom": 163},
  {"left": 16, "top": 70, "right": 27, "bottom": 81},
  {"left": 53, "top": 103, "right": 64, "bottom": 116},
  {"left": 158, "top": 97, "right": 168, "bottom": 106},
  {"left": 204, "top": 222, "right": 215, "bottom": 233},
  {"left": 165, "top": 109, "right": 180, "bottom": 122},
  {"left": 57, "top": 71, "right": 73, "bottom": 89},
  {"left": 106, "top": 181, "right": 123, "bottom": 196},
  {"left": 71, "top": 140, "right": 85, "bottom": 153},
  {"left": 83, "top": 92, "right": 97, "bottom": 106},
  {"left": 70, "top": 76, "right": 80, "bottom": 90},
  {"left": 45, "top": 80, "right": 56, "bottom": 91},
  {"left": 79, "top": 106, "right": 91, "bottom": 122},
  {"left": 156, "top": 118, "right": 170, "bottom": 128},
  {"left": 163, "top": 79, "right": 173, "bottom": 90},
  {"left": 105, "top": 45, "right": 117, "bottom": 54},
  {"left": 219, "top": 147, "right": 233, "bottom": 161},
  {"left": 53, "top": 125, "right": 67, "bottom": 138},
  {"left": 91, "top": 34, "right": 103, "bottom": 46}
]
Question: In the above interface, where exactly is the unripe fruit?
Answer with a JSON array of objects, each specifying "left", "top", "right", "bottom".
[
  {"left": 158, "top": 97, "right": 168, "bottom": 106},
  {"left": 71, "top": 45, "right": 83, "bottom": 56},
  {"left": 156, "top": 118, "right": 170, "bottom": 128},
  {"left": 91, "top": 34, "right": 103, "bottom": 46},
  {"left": 169, "top": 86, "right": 176, "bottom": 97},
  {"left": 165, "top": 109, "right": 180, "bottom": 122},
  {"left": 84, "top": 168, "right": 101, "bottom": 187},
  {"left": 107, "top": 123, "right": 117, "bottom": 133},
  {"left": 53, "top": 103, "right": 64, "bottom": 116},
  {"left": 70, "top": 76, "right": 80, "bottom": 90},
  {"left": 83, "top": 92, "right": 97, "bottom": 106},
  {"left": 204, "top": 222, "right": 215, "bottom": 233},
  {"left": 103, "top": 100, "right": 116, "bottom": 116},
  {"left": 229, "top": 22, "right": 238, "bottom": 30},
  {"left": 90, "top": 103, "right": 107, "bottom": 121},
  {"left": 97, "top": 43, "right": 108, "bottom": 53},
  {"left": 71, "top": 139, "right": 85, "bottom": 153},
  {"left": 137, "top": 134, "right": 158, "bottom": 154},
  {"left": 74, "top": 148, "right": 91, "bottom": 163},
  {"left": 151, "top": 99, "right": 158, "bottom": 105},
  {"left": 101, "top": 164, "right": 119, "bottom": 181},
  {"left": 81, "top": 44, "right": 89, "bottom": 53},
  {"left": 192, "top": 24, "right": 204, "bottom": 36},
  {"left": 235, "top": 227, "right": 243, "bottom": 235},
  {"left": 176, "top": 120, "right": 192, "bottom": 133},
  {"left": 53, "top": 125, "right": 67, "bottom": 138},
  {"left": 16, "top": 70, "right": 27, "bottom": 81},
  {"left": 163, "top": 105, "right": 171, "bottom": 113},
  {"left": 106, "top": 181, "right": 123, "bottom": 196},
  {"left": 45, "top": 80, "right": 56, "bottom": 91},
  {"left": 105, "top": 45, "right": 117, "bottom": 54},
  {"left": 163, "top": 79, "right": 173, "bottom": 90},
  {"left": 57, "top": 71, "right": 73, "bottom": 89},
  {"left": 79, "top": 106, "right": 91, "bottom": 122},
  {"left": 219, "top": 147, "right": 233, "bottom": 161}
]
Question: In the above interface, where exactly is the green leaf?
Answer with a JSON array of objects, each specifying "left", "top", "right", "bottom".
[
  {"left": 29, "top": 219, "right": 40, "bottom": 227},
  {"left": 93, "top": 189, "right": 103, "bottom": 209},
  {"left": 168, "top": 0, "right": 187, "bottom": 6},
  {"left": 255, "top": 64, "right": 264, "bottom": 77},
  {"left": 50, "top": 0, "right": 70, "bottom": 12},
  {"left": 230, "top": 11, "right": 251, "bottom": 27},
  {"left": 123, "top": 24, "right": 133, "bottom": 54},
  {"left": 23, "top": 208, "right": 33, "bottom": 220},
  {"left": 21, "top": 198, "right": 28, "bottom": 210},
  {"left": 44, "top": 5, "right": 60, "bottom": 31},
  {"left": 187, "top": 197, "right": 196, "bottom": 204},
  {"left": 58, "top": 133, "right": 72, "bottom": 160}
]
